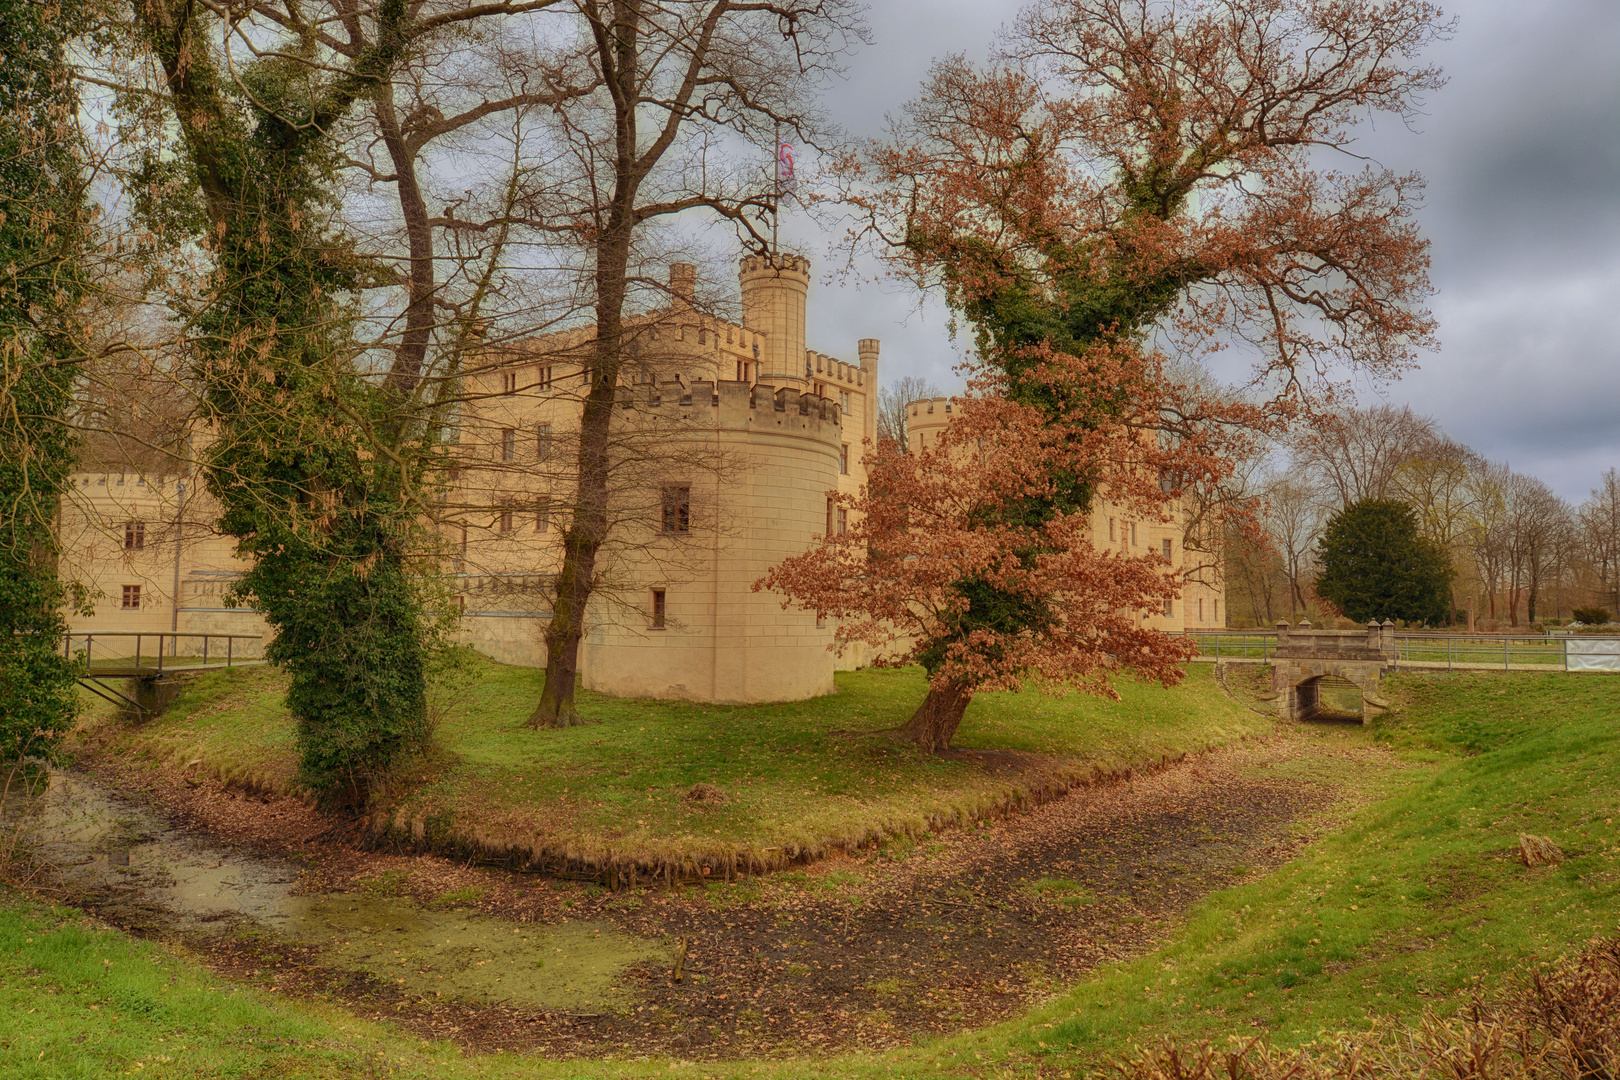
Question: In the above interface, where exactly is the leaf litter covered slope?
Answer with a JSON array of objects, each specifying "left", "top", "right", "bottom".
[{"left": 70, "top": 717, "right": 1402, "bottom": 1061}]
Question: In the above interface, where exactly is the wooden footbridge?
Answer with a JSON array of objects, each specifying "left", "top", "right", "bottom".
[{"left": 64, "top": 632, "right": 266, "bottom": 715}]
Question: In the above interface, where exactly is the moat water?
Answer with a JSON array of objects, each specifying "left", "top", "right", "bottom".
[{"left": 1, "top": 768, "right": 666, "bottom": 1011}]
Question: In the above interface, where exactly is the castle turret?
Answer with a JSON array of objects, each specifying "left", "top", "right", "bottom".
[
  {"left": 740, "top": 253, "right": 809, "bottom": 384},
  {"left": 858, "top": 338, "right": 880, "bottom": 448}
]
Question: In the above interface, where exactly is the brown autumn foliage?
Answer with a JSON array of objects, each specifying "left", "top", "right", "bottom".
[
  {"left": 854, "top": 0, "right": 1445, "bottom": 406},
  {"left": 762, "top": 0, "right": 1447, "bottom": 749},
  {"left": 1109, "top": 935, "right": 1620, "bottom": 1080},
  {"left": 757, "top": 342, "right": 1259, "bottom": 751}
]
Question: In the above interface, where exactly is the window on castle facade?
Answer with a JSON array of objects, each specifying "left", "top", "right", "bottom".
[
  {"left": 826, "top": 497, "right": 834, "bottom": 538},
  {"left": 661, "top": 485, "right": 690, "bottom": 534},
  {"left": 839, "top": 390, "right": 850, "bottom": 414},
  {"left": 538, "top": 365, "right": 554, "bottom": 389},
  {"left": 536, "top": 424, "right": 552, "bottom": 461},
  {"left": 839, "top": 444, "right": 849, "bottom": 474},
  {"left": 122, "top": 584, "right": 141, "bottom": 609},
  {"left": 1162, "top": 538, "right": 1172, "bottom": 561},
  {"left": 498, "top": 505, "right": 515, "bottom": 533},
  {"left": 650, "top": 589, "right": 666, "bottom": 629},
  {"left": 837, "top": 508, "right": 847, "bottom": 536},
  {"left": 1163, "top": 598, "right": 1173, "bottom": 617},
  {"left": 1130, "top": 522, "right": 1138, "bottom": 546},
  {"left": 1198, "top": 597, "right": 1205, "bottom": 621},
  {"left": 125, "top": 521, "right": 144, "bottom": 551},
  {"left": 1108, "top": 517, "right": 1116, "bottom": 542},
  {"left": 535, "top": 498, "right": 550, "bottom": 533},
  {"left": 500, "top": 429, "right": 515, "bottom": 463},
  {"left": 501, "top": 370, "right": 517, "bottom": 394}
]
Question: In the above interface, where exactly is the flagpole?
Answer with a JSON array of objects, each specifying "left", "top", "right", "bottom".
[{"left": 772, "top": 121, "right": 780, "bottom": 260}]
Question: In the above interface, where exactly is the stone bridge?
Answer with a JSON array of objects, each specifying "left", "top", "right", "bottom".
[{"left": 1271, "top": 620, "right": 1396, "bottom": 725}]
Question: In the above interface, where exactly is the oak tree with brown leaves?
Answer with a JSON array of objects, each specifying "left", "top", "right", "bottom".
[{"left": 764, "top": 0, "right": 1446, "bottom": 751}]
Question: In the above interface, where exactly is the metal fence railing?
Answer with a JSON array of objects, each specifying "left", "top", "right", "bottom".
[{"left": 1185, "top": 631, "right": 1620, "bottom": 672}]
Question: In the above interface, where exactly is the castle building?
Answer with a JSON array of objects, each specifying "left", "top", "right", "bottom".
[{"left": 58, "top": 251, "right": 1223, "bottom": 696}]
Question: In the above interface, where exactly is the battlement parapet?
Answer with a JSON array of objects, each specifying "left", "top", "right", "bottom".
[
  {"left": 621, "top": 377, "right": 842, "bottom": 442},
  {"left": 739, "top": 252, "right": 810, "bottom": 279}
]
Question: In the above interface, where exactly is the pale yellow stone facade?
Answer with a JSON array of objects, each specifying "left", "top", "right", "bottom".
[
  {"left": 57, "top": 251, "right": 1221, "bottom": 695},
  {"left": 905, "top": 398, "right": 1224, "bottom": 633}
]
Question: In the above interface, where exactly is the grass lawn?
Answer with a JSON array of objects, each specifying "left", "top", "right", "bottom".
[
  {"left": 79, "top": 654, "right": 1268, "bottom": 876},
  {"left": 16, "top": 668, "right": 1620, "bottom": 1078}
]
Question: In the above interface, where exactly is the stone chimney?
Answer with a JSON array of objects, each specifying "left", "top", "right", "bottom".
[{"left": 670, "top": 263, "right": 697, "bottom": 306}]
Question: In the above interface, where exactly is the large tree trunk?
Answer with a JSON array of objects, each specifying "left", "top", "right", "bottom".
[
  {"left": 526, "top": 225, "right": 634, "bottom": 728},
  {"left": 897, "top": 681, "right": 974, "bottom": 753}
]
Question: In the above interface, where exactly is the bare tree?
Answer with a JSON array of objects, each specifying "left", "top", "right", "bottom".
[
  {"left": 875, "top": 375, "right": 944, "bottom": 448},
  {"left": 509, "top": 0, "right": 865, "bottom": 728},
  {"left": 1579, "top": 468, "right": 1620, "bottom": 614},
  {"left": 1391, "top": 437, "right": 1485, "bottom": 623},
  {"left": 1293, "top": 405, "right": 1438, "bottom": 507},
  {"left": 1259, "top": 473, "right": 1330, "bottom": 620}
]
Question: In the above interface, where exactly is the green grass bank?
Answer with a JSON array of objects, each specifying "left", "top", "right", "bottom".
[
  {"left": 11, "top": 669, "right": 1620, "bottom": 1078},
  {"left": 77, "top": 656, "right": 1266, "bottom": 878}
]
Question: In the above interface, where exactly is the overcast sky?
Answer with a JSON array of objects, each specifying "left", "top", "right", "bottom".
[{"left": 785, "top": 1, "right": 1620, "bottom": 504}]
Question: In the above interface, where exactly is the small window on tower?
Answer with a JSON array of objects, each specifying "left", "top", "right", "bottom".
[
  {"left": 125, "top": 521, "right": 145, "bottom": 551},
  {"left": 839, "top": 444, "right": 849, "bottom": 474},
  {"left": 826, "top": 498, "right": 834, "bottom": 538},
  {"left": 121, "top": 584, "right": 141, "bottom": 609},
  {"left": 650, "top": 589, "right": 666, "bottom": 629},
  {"left": 661, "top": 485, "right": 691, "bottom": 534}
]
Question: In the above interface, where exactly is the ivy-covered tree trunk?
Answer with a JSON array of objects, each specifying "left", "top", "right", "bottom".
[
  {"left": 132, "top": 0, "right": 432, "bottom": 810},
  {"left": 0, "top": 0, "right": 88, "bottom": 760}
]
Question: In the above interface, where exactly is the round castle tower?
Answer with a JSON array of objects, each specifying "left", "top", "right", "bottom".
[
  {"left": 740, "top": 253, "right": 810, "bottom": 385},
  {"left": 578, "top": 377, "right": 844, "bottom": 703}
]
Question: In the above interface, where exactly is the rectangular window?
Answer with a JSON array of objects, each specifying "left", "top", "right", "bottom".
[
  {"left": 1163, "top": 598, "right": 1173, "bottom": 617},
  {"left": 535, "top": 498, "right": 550, "bottom": 533},
  {"left": 536, "top": 423, "right": 552, "bottom": 461},
  {"left": 650, "top": 588, "right": 666, "bottom": 629},
  {"left": 826, "top": 497, "right": 835, "bottom": 538},
  {"left": 1198, "top": 597, "right": 1205, "bottom": 621},
  {"left": 1130, "top": 522, "right": 1138, "bottom": 546},
  {"left": 501, "top": 370, "right": 517, "bottom": 395},
  {"left": 499, "top": 505, "right": 515, "bottom": 533},
  {"left": 538, "top": 365, "right": 554, "bottom": 390},
  {"left": 839, "top": 390, "right": 851, "bottom": 414},
  {"left": 661, "top": 485, "right": 691, "bottom": 534},
  {"left": 124, "top": 521, "right": 145, "bottom": 551},
  {"left": 501, "top": 429, "right": 515, "bottom": 463},
  {"left": 839, "top": 444, "right": 849, "bottom": 475},
  {"left": 837, "top": 508, "right": 847, "bottom": 536},
  {"left": 1162, "top": 538, "right": 1172, "bottom": 561},
  {"left": 1214, "top": 599, "right": 1220, "bottom": 622},
  {"left": 121, "top": 584, "right": 141, "bottom": 610},
  {"left": 1108, "top": 518, "right": 1116, "bottom": 542}
]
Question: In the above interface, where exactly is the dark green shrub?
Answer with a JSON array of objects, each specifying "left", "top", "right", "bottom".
[{"left": 1573, "top": 606, "right": 1611, "bottom": 626}]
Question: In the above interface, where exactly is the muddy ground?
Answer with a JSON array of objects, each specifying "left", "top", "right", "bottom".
[{"left": 51, "top": 710, "right": 1402, "bottom": 1061}]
